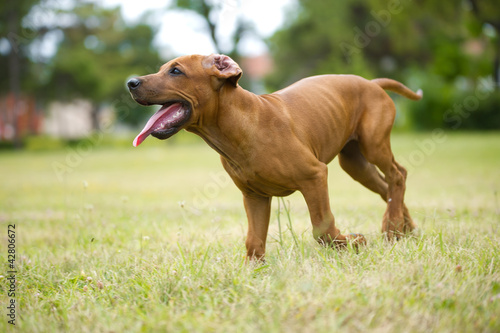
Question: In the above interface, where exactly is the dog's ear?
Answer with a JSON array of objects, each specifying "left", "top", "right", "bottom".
[{"left": 204, "top": 54, "right": 242, "bottom": 88}]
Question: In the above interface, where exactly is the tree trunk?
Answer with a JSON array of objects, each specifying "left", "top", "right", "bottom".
[
  {"left": 7, "top": 2, "right": 22, "bottom": 148},
  {"left": 91, "top": 104, "right": 100, "bottom": 132},
  {"left": 494, "top": 38, "right": 500, "bottom": 89}
]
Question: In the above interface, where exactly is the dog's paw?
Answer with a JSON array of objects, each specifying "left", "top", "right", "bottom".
[
  {"left": 409, "top": 227, "right": 421, "bottom": 238},
  {"left": 346, "top": 233, "right": 367, "bottom": 248}
]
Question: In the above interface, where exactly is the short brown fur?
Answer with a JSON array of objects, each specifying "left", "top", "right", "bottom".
[{"left": 128, "top": 54, "right": 422, "bottom": 260}]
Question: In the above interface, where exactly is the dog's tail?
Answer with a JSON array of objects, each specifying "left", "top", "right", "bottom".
[{"left": 372, "top": 78, "right": 423, "bottom": 101}]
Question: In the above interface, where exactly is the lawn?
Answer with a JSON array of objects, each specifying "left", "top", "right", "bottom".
[{"left": 1, "top": 132, "right": 499, "bottom": 332}]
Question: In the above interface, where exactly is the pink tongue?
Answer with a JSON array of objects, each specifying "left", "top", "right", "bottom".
[{"left": 133, "top": 103, "right": 182, "bottom": 147}]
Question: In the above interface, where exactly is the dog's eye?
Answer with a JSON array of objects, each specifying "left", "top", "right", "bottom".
[{"left": 169, "top": 67, "right": 183, "bottom": 76}]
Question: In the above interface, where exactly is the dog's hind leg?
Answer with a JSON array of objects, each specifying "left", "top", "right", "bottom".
[
  {"left": 356, "top": 101, "right": 415, "bottom": 239},
  {"left": 393, "top": 161, "right": 417, "bottom": 233},
  {"left": 339, "top": 140, "right": 388, "bottom": 201},
  {"left": 339, "top": 140, "right": 416, "bottom": 235}
]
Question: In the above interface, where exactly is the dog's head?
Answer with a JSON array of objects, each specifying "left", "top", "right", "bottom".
[{"left": 127, "top": 54, "right": 242, "bottom": 147}]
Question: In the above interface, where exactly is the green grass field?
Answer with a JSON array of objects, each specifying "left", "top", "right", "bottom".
[{"left": 1, "top": 132, "right": 499, "bottom": 332}]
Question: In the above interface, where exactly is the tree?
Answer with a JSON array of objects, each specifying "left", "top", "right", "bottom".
[
  {"left": 265, "top": 0, "right": 488, "bottom": 89},
  {"left": 0, "top": 0, "right": 44, "bottom": 147},
  {"left": 46, "top": 2, "right": 163, "bottom": 127},
  {"left": 1, "top": 0, "right": 164, "bottom": 141},
  {"left": 171, "top": 0, "right": 254, "bottom": 88},
  {"left": 467, "top": 0, "right": 500, "bottom": 87},
  {"left": 266, "top": 2, "right": 364, "bottom": 90},
  {"left": 172, "top": 0, "right": 252, "bottom": 58},
  {"left": 264, "top": 0, "right": 500, "bottom": 130}
]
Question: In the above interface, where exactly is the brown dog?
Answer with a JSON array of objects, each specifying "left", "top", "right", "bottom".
[{"left": 127, "top": 54, "right": 422, "bottom": 260}]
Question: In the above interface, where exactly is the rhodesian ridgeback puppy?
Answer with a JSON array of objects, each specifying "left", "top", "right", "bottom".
[{"left": 127, "top": 54, "right": 422, "bottom": 260}]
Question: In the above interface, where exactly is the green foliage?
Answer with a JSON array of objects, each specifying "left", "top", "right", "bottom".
[
  {"left": 403, "top": 69, "right": 500, "bottom": 130},
  {"left": 170, "top": 0, "right": 254, "bottom": 89},
  {"left": 171, "top": 0, "right": 251, "bottom": 56},
  {"left": 45, "top": 3, "right": 163, "bottom": 126},
  {"left": 266, "top": 0, "right": 500, "bottom": 130},
  {"left": 267, "top": 2, "right": 360, "bottom": 89},
  {"left": 443, "top": 91, "right": 500, "bottom": 130},
  {"left": 0, "top": 0, "right": 41, "bottom": 94},
  {"left": 2, "top": 1, "right": 164, "bottom": 128}
]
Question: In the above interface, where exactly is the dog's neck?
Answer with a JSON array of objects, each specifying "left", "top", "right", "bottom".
[{"left": 187, "top": 85, "right": 269, "bottom": 165}]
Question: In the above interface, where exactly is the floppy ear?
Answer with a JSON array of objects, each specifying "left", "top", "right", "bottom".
[{"left": 204, "top": 54, "right": 242, "bottom": 87}]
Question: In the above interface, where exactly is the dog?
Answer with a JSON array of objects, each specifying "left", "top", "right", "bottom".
[{"left": 127, "top": 54, "right": 422, "bottom": 260}]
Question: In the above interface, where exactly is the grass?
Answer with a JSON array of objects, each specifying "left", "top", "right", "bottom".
[{"left": 1, "top": 131, "right": 499, "bottom": 332}]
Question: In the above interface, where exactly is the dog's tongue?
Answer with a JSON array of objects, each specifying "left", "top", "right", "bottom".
[{"left": 133, "top": 103, "right": 183, "bottom": 147}]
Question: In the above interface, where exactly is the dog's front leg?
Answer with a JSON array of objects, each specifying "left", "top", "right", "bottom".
[
  {"left": 299, "top": 164, "right": 348, "bottom": 247},
  {"left": 243, "top": 194, "right": 272, "bottom": 261},
  {"left": 299, "top": 163, "right": 367, "bottom": 249}
]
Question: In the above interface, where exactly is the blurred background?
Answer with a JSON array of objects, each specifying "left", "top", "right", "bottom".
[{"left": 0, "top": 0, "right": 499, "bottom": 149}]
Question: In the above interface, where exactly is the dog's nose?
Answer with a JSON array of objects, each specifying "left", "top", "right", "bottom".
[{"left": 127, "top": 78, "right": 141, "bottom": 90}]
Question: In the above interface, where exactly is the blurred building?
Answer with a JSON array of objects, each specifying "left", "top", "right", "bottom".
[
  {"left": 0, "top": 96, "right": 116, "bottom": 142},
  {"left": 241, "top": 53, "right": 273, "bottom": 94},
  {"left": 43, "top": 99, "right": 94, "bottom": 139},
  {"left": 0, "top": 94, "right": 43, "bottom": 142}
]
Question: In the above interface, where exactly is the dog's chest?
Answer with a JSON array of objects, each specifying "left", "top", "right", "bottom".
[{"left": 220, "top": 157, "right": 296, "bottom": 197}]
